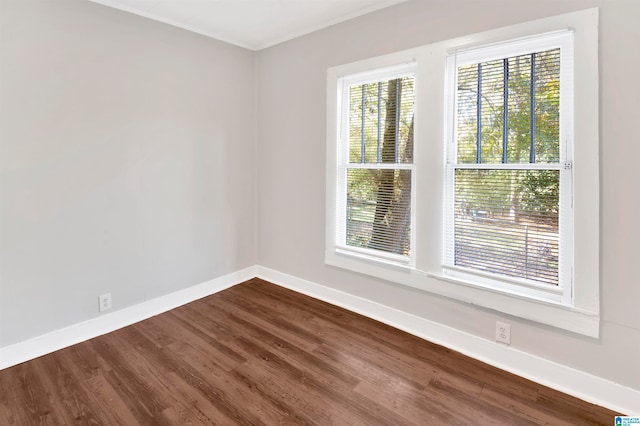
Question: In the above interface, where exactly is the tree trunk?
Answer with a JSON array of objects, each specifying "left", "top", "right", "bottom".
[
  {"left": 369, "top": 78, "right": 412, "bottom": 254},
  {"left": 388, "top": 118, "right": 413, "bottom": 253}
]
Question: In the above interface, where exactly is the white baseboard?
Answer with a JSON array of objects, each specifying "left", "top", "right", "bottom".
[
  {"left": 0, "top": 266, "right": 257, "bottom": 370},
  {"left": 2, "top": 264, "right": 638, "bottom": 415},
  {"left": 255, "top": 266, "right": 640, "bottom": 415}
]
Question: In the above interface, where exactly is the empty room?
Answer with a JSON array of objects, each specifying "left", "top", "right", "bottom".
[{"left": 1, "top": 0, "right": 639, "bottom": 424}]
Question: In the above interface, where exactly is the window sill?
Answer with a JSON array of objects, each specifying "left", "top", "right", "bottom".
[
  {"left": 334, "top": 246, "right": 413, "bottom": 269},
  {"left": 426, "top": 272, "right": 598, "bottom": 337},
  {"left": 326, "top": 248, "right": 415, "bottom": 282},
  {"left": 325, "top": 250, "right": 599, "bottom": 337}
]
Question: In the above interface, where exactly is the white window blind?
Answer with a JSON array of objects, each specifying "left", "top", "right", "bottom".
[
  {"left": 336, "top": 67, "right": 416, "bottom": 264},
  {"left": 444, "top": 31, "right": 574, "bottom": 298}
]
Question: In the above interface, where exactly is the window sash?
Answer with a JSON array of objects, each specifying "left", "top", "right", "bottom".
[
  {"left": 444, "top": 31, "right": 573, "bottom": 303},
  {"left": 337, "top": 166, "right": 414, "bottom": 260},
  {"left": 454, "top": 49, "right": 562, "bottom": 165},
  {"left": 443, "top": 165, "right": 571, "bottom": 293},
  {"left": 336, "top": 65, "right": 417, "bottom": 266},
  {"left": 446, "top": 30, "right": 574, "bottom": 167}
]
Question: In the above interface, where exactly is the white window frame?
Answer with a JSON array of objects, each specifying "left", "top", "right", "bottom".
[
  {"left": 334, "top": 64, "right": 417, "bottom": 268},
  {"left": 443, "top": 31, "right": 574, "bottom": 306},
  {"left": 325, "top": 8, "right": 599, "bottom": 337}
]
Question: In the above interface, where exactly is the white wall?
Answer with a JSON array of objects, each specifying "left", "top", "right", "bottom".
[
  {"left": 255, "top": 0, "right": 640, "bottom": 391},
  {"left": 0, "top": 0, "right": 256, "bottom": 347}
]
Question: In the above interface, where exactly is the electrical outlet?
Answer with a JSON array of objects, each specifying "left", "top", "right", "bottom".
[
  {"left": 495, "top": 321, "right": 511, "bottom": 345},
  {"left": 99, "top": 293, "right": 112, "bottom": 312}
]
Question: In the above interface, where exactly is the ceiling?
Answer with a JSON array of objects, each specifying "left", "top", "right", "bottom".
[{"left": 89, "top": 0, "right": 409, "bottom": 50}]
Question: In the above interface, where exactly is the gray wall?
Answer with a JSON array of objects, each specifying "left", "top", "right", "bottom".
[
  {"left": 255, "top": 0, "right": 640, "bottom": 390},
  {"left": 0, "top": 0, "right": 256, "bottom": 347},
  {"left": 2, "top": 0, "right": 639, "bottom": 395}
]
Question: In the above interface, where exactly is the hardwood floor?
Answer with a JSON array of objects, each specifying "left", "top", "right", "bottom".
[{"left": 0, "top": 278, "right": 619, "bottom": 425}]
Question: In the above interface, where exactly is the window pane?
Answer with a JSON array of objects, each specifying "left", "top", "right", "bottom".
[
  {"left": 397, "top": 77, "right": 415, "bottom": 164},
  {"left": 479, "top": 59, "right": 505, "bottom": 164},
  {"left": 456, "top": 64, "right": 479, "bottom": 163},
  {"left": 348, "top": 77, "right": 414, "bottom": 164},
  {"left": 454, "top": 169, "right": 559, "bottom": 285},
  {"left": 347, "top": 168, "right": 411, "bottom": 255},
  {"left": 506, "top": 55, "right": 533, "bottom": 163},
  {"left": 456, "top": 49, "right": 560, "bottom": 164},
  {"left": 349, "top": 85, "right": 364, "bottom": 163},
  {"left": 534, "top": 49, "right": 560, "bottom": 163}
]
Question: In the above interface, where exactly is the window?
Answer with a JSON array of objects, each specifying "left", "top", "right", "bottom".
[
  {"left": 326, "top": 9, "right": 599, "bottom": 336},
  {"left": 335, "top": 66, "right": 416, "bottom": 266},
  {"left": 443, "top": 32, "right": 573, "bottom": 304}
]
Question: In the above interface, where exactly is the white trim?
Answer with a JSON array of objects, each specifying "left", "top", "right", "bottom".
[
  {"left": 345, "top": 163, "right": 414, "bottom": 170},
  {"left": 425, "top": 271, "right": 598, "bottom": 336},
  {"left": 1, "top": 265, "right": 637, "bottom": 414},
  {"left": 327, "top": 8, "right": 599, "bottom": 337},
  {"left": 89, "top": 0, "right": 258, "bottom": 50},
  {"left": 250, "top": 0, "right": 410, "bottom": 50},
  {"left": 327, "top": 245, "right": 599, "bottom": 336},
  {"left": 88, "top": 0, "right": 410, "bottom": 51},
  {"left": 443, "top": 30, "right": 574, "bottom": 306},
  {"left": 451, "top": 163, "right": 564, "bottom": 170},
  {"left": 451, "top": 29, "right": 574, "bottom": 66},
  {"left": 335, "top": 245, "right": 412, "bottom": 266},
  {"left": 331, "top": 61, "right": 417, "bottom": 268},
  {"left": 341, "top": 64, "right": 417, "bottom": 86},
  {"left": 0, "top": 266, "right": 257, "bottom": 370},
  {"left": 255, "top": 266, "right": 640, "bottom": 415}
]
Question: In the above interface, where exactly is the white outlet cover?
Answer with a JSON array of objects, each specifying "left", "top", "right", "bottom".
[
  {"left": 99, "top": 293, "right": 112, "bottom": 312},
  {"left": 496, "top": 321, "right": 511, "bottom": 345}
]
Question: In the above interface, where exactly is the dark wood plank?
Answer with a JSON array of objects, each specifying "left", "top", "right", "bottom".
[
  {"left": 0, "top": 278, "right": 622, "bottom": 425},
  {"left": 3, "top": 361, "right": 69, "bottom": 425},
  {"left": 32, "top": 349, "right": 109, "bottom": 425},
  {"left": 82, "top": 373, "right": 142, "bottom": 425}
]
